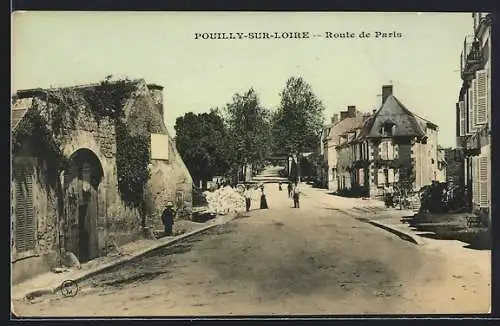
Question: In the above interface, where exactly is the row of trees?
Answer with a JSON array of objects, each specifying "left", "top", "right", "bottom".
[{"left": 174, "top": 76, "right": 325, "bottom": 188}]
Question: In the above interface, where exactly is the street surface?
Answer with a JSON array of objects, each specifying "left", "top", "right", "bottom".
[{"left": 13, "top": 178, "right": 490, "bottom": 316}]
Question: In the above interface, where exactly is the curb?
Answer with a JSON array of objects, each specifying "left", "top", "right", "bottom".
[
  {"left": 367, "top": 220, "right": 424, "bottom": 245},
  {"left": 21, "top": 214, "right": 236, "bottom": 301},
  {"left": 338, "top": 208, "right": 424, "bottom": 246}
]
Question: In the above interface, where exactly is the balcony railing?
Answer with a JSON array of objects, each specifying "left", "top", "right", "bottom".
[{"left": 461, "top": 41, "right": 484, "bottom": 80}]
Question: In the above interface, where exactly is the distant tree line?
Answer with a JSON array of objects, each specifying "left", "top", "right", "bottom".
[{"left": 174, "top": 76, "right": 325, "bottom": 189}]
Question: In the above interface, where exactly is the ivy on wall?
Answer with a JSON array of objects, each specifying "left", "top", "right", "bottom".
[
  {"left": 12, "top": 107, "right": 68, "bottom": 188},
  {"left": 12, "top": 76, "right": 152, "bottom": 209},
  {"left": 115, "top": 121, "right": 150, "bottom": 211}
]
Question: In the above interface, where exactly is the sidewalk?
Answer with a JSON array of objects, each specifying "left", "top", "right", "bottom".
[
  {"left": 12, "top": 214, "right": 236, "bottom": 302},
  {"left": 344, "top": 207, "right": 491, "bottom": 260},
  {"left": 360, "top": 209, "right": 428, "bottom": 245}
]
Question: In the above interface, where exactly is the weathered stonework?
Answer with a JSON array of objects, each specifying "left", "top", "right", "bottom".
[{"left": 11, "top": 79, "right": 193, "bottom": 283}]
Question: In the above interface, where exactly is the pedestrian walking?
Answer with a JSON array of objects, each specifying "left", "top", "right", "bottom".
[
  {"left": 161, "top": 202, "right": 176, "bottom": 236},
  {"left": 293, "top": 182, "right": 301, "bottom": 208},
  {"left": 244, "top": 185, "right": 253, "bottom": 212},
  {"left": 260, "top": 185, "right": 269, "bottom": 209},
  {"left": 278, "top": 182, "right": 282, "bottom": 191}
]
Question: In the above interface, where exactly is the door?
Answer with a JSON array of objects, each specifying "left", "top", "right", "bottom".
[{"left": 78, "top": 202, "right": 90, "bottom": 262}]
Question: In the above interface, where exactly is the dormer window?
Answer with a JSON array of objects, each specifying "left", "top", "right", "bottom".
[{"left": 380, "top": 121, "right": 396, "bottom": 137}]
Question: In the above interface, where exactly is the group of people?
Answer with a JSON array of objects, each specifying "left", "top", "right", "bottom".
[
  {"left": 161, "top": 181, "right": 303, "bottom": 235},
  {"left": 244, "top": 184, "right": 269, "bottom": 212}
]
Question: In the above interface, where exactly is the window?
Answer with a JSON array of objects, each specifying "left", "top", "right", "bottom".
[
  {"left": 458, "top": 101, "right": 466, "bottom": 136},
  {"left": 472, "top": 157, "right": 480, "bottom": 207},
  {"left": 14, "top": 167, "right": 36, "bottom": 252},
  {"left": 377, "top": 169, "right": 384, "bottom": 187},
  {"left": 476, "top": 69, "right": 488, "bottom": 126},
  {"left": 380, "top": 122, "right": 396, "bottom": 137},
  {"left": 467, "top": 87, "right": 475, "bottom": 134},
  {"left": 479, "top": 155, "right": 489, "bottom": 207},
  {"left": 379, "top": 140, "right": 395, "bottom": 160}
]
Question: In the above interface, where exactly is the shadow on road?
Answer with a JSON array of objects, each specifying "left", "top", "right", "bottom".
[{"left": 404, "top": 214, "right": 491, "bottom": 251}]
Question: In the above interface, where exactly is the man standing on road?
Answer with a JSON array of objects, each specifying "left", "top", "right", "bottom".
[
  {"left": 161, "top": 202, "right": 176, "bottom": 236},
  {"left": 292, "top": 182, "right": 301, "bottom": 208}
]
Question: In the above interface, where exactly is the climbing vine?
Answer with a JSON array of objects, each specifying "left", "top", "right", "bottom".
[
  {"left": 12, "top": 107, "right": 68, "bottom": 188},
  {"left": 82, "top": 76, "right": 151, "bottom": 209},
  {"left": 83, "top": 76, "right": 136, "bottom": 121},
  {"left": 12, "top": 76, "right": 152, "bottom": 209},
  {"left": 115, "top": 121, "right": 151, "bottom": 210}
]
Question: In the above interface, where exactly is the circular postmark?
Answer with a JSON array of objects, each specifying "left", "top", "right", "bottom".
[{"left": 60, "top": 280, "right": 79, "bottom": 298}]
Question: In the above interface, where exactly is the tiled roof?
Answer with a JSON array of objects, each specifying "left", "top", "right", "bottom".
[
  {"left": 326, "top": 114, "right": 368, "bottom": 143},
  {"left": 360, "top": 95, "right": 437, "bottom": 139}
]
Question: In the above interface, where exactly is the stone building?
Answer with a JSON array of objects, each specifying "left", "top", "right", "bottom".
[
  {"left": 319, "top": 106, "right": 368, "bottom": 191},
  {"left": 11, "top": 79, "right": 193, "bottom": 283},
  {"left": 336, "top": 120, "right": 370, "bottom": 196},
  {"left": 456, "top": 12, "right": 491, "bottom": 225},
  {"left": 336, "top": 85, "right": 441, "bottom": 199}
]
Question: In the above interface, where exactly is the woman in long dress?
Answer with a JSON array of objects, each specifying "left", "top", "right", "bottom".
[{"left": 260, "top": 185, "right": 269, "bottom": 209}]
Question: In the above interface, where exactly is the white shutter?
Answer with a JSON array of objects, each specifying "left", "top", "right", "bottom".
[
  {"left": 387, "top": 141, "right": 394, "bottom": 160},
  {"left": 479, "top": 155, "right": 489, "bottom": 207},
  {"left": 388, "top": 168, "right": 395, "bottom": 183},
  {"left": 359, "top": 168, "right": 364, "bottom": 186},
  {"left": 476, "top": 69, "right": 488, "bottom": 125},
  {"left": 487, "top": 69, "right": 491, "bottom": 128},
  {"left": 472, "top": 157, "right": 481, "bottom": 207},
  {"left": 459, "top": 101, "right": 466, "bottom": 137},
  {"left": 377, "top": 169, "right": 384, "bottom": 186},
  {"left": 471, "top": 158, "right": 477, "bottom": 206},
  {"left": 380, "top": 141, "right": 388, "bottom": 160},
  {"left": 472, "top": 78, "right": 478, "bottom": 128},
  {"left": 467, "top": 88, "right": 474, "bottom": 134}
]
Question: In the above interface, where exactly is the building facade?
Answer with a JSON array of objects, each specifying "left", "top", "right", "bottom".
[
  {"left": 456, "top": 12, "right": 492, "bottom": 225},
  {"left": 320, "top": 106, "right": 368, "bottom": 191},
  {"left": 336, "top": 85, "right": 441, "bottom": 199},
  {"left": 11, "top": 79, "right": 193, "bottom": 283}
]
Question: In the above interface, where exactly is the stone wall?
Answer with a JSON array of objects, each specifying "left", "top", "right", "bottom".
[
  {"left": 123, "top": 81, "right": 193, "bottom": 232},
  {"left": 12, "top": 80, "right": 194, "bottom": 283}
]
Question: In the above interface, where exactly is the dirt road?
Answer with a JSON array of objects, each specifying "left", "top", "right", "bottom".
[{"left": 13, "top": 184, "right": 490, "bottom": 316}]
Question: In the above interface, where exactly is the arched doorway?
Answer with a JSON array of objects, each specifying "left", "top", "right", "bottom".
[{"left": 63, "top": 148, "right": 104, "bottom": 263}]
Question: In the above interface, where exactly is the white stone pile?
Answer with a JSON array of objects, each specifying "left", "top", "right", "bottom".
[{"left": 203, "top": 186, "right": 246, "bottom": 215}]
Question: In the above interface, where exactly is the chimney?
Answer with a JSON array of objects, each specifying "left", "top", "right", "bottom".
[
  {"left": 331, "top": 114, "right": 339, "bottom": 124},
  {"left": 347, "top": 105, "right": 357, "bottom": 117},
  {"left": 147, "top": 83, "right": 164, "bottom": 118},
  {"left": 340, "top": 111, "right": 348, "bottom": 120},
  {"left": 382, "top": 85, "right": 393, "bottom": 104}
]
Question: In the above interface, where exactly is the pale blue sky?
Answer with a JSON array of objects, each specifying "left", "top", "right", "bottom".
[{"left": 12, "top": 11, "right": 475, "bottom": 147}]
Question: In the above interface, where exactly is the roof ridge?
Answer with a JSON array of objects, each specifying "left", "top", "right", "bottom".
[
  {"left": 392, "top": 96, "right": 436, "bottom": 126},
  {"left": 391, "top": 96, "right": 427, "bottom": 136},
  {"left": 15, "top": 78, "right": 145, "bottom": 96}
]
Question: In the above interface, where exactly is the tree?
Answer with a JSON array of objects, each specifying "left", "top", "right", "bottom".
[
  {"left": 272, "top": 76, "right": 325, "bottom": 154},
  {"left": 223, "top": 88, "right": 272, "bottom": 181},
  {"left": 174, "top": 110, "right": 230, "bottom": 189}
]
